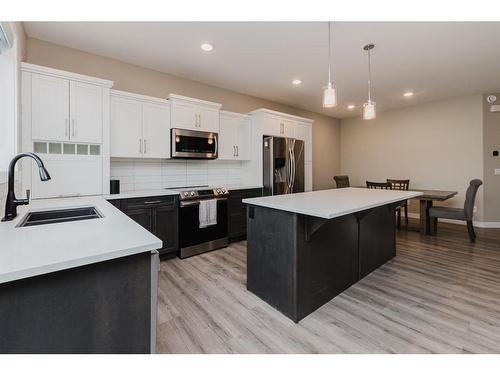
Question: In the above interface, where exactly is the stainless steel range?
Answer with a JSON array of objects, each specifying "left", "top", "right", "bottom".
[{"left": 171, "top": 186, "right": 229, "bottom": 258}]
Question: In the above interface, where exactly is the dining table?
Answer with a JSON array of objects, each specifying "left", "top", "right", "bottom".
[
  {"left": 409, "top": 189, "right": 458, "bottom": 234},
  {"left": 353, "top": 186, "right": 458, "bottom": 235}
]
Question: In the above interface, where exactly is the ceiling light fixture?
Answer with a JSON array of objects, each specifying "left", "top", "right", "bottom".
[
  {"left": 347, "top": 104, "right": 356, "bottom": 110},
  {"left": 363, "top": 43, "right": 376, "bottom": 120},
  {"left": 292, "top": 79, "right": 302, "bottom": 85},
  {"left": 403, "top": 91, "right": 414, "bottom": 97},
  {"left": 322, "top": 21, "right": 337, "bottom": 108},
  {"left": 201, "top": 43, "right": 214, "bottom": 52}
]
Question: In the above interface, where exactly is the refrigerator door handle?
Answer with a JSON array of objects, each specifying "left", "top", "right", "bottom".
[
  {"left": 287, "top": 143, "right": 294, "bottom": 194},
  {"left": 292, "top": 149, "right": 296, "bottom": 192}
]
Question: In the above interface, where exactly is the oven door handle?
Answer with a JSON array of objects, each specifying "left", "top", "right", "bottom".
[{"left": 180, "top": 197, "right": 227, "bottom": 207}]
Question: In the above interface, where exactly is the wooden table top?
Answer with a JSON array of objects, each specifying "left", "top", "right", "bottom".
[
  {"left": 409, "top": 189, "right": 458, "bottom": 201},
  {"left": 353, "top": 186, "right": 458, "bottom": 201}
]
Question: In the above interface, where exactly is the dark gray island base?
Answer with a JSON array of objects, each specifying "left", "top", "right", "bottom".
[
  {"left": 246, "top": 202, "right": 400, "bottom": 323},
  {"left": 0, "top": 252, "right": 158, "bottom": 354}
]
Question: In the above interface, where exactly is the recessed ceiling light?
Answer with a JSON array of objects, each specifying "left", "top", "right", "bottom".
[
  {"left": 403, "top": 91, "right": 414, "bottom": 97},
  {"left": 292, "top": 79, "right": 302, "bottom": 85},
  {"left": 201, "top": 43, "right": 214, "bottom": 52},
  {"left": 347, "top": 104, "right": 356, "bottom": 110}
]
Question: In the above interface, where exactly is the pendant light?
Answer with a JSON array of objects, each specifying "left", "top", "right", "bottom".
[
  {"left": 322, "top": 21, "right": 337, "bottom": 108},
  {"left": 363, "top": 43, "right": 376, "bottom": 120}
]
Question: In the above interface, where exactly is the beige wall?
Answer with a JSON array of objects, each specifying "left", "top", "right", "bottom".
[
  {"left": 482, "top": 93, "right": 500, "bottom": 222},
  {"left": 25, "top": 37, "right": 341, "bottom": 191},
  {"left": 340, "top": 95, "right": 485, "bottom": 221}
]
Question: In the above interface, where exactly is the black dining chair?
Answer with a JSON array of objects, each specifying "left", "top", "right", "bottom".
[
  {"left": 428, "top": 179, "right": 483, "bottom": 243},
  {"left": 387, "top": 179, "right": 410, "bottom": 229},
  {"left": 334, "top": 175, "right": 350, "bottom": 188},
  {"left": 366, "top": 181, "right": 392, "bottom": 190}
]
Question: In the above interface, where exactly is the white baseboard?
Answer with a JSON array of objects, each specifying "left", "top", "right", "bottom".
[{"left": 407, "top": 213, "right": 500, "bottom": 228}]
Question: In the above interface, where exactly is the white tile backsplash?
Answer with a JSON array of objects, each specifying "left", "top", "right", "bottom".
[{"left": 110, "top": 158, "right": 245, "bottom": 192}]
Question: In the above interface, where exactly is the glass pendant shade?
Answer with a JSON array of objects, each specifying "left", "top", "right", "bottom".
[
  {"left": 363, "top": 101, "right": 376, "bottom": 120},
  {"left": 322, "top": 82, "right": 337, "bottom": 108}
]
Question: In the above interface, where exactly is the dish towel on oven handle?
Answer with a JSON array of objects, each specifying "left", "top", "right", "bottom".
[{"left": 199, "top": 199, "right": 217, "bottom": 228}]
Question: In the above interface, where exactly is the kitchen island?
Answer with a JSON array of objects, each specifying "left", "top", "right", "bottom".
[
  {"left": 243, "top": 187, "right": 422, "bottom": 322},
  {"left": 0, "top": 196, "right": 166, "bottom": 353}
]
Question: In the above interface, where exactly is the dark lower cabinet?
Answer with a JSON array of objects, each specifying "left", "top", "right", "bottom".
[
  {"left": 228, "top": 188, "right": 262, "bottom": 242},
  {"left": 108, "top": 195, "right": 179, "bottom": 257}
]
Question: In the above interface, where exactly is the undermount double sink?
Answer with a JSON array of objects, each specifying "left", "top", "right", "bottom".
[{"left": 18, "top": 206, "right": 103, "bottom": 227}]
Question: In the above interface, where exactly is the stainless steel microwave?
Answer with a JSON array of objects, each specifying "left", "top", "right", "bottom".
[{"left": 171, "top": 128, "right": 218, "bottom": 159}]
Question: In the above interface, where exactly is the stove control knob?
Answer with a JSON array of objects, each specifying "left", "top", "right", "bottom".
[
  {"left": 216, "top": 188, "right": 221, "bottom": 194},
  {"left": 183, "top": 192, "right": 189, "bottom": 197},
  {"left": 190, "top": 191, "right": 195, "bottom": 196}
]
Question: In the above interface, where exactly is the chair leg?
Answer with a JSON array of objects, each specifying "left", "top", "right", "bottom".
[
  {"left": 404, "top": 204, "right": 409, "bottom": 227},
  {"left": 429, "top": 217, "right": 437, "bottom": 235},
  {"left": 396, "top": 208, "right": 401, "bottom": 229},
  {"left": 467, "top": 220, "right": 476, "bottom": 243}
]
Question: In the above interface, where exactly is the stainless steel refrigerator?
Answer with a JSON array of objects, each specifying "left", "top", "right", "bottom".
[{"left": 263, "top": 136, "right": 305, "bottom": 196}]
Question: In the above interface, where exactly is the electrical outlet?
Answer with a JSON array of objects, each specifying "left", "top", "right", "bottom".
[{"left": 495, "top": 168, "right": 500, "bottom": 175}]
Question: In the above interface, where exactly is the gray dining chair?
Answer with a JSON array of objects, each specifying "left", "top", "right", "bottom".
[
  {"left": 334, "top": 175, "right": 350, "bottom": 188},
  {"left": 428, "top": 179, "right": 483, "bottom": 243}
]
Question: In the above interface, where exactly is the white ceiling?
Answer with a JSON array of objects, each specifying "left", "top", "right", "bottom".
[{"left": 24, "top": 22, "right": 500, "bottom": 118}]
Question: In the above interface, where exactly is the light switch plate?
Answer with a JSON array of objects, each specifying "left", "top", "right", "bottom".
[
  {"left": 495, "top": 168, "right": 500, "bottom": 175},
  {"left": 491, "top": 105, "right": 500, "bottom": 112}
]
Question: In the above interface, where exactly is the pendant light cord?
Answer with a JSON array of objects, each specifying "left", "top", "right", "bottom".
[
  {"left": 367, "top": 47, "right": 372, "bottom": 102},
  {"left": 328, "top": 21, "right": 332, "bottom": 85}
]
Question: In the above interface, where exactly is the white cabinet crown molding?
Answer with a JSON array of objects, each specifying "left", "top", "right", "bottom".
[
  {"left": 220, "top": 110, "right": 251, "bottom": 120},
  {"left": 168, "top": 93, "right": 222, "bottom": 109},
  {"left": 111, "top": 89, "right": 170, "bottom": 105},
  {"left": 21, "top": 62, "right": 113, "bottom": 88},
  {"left": 248, "top": 108, "right": 314, "bottom": 124}
]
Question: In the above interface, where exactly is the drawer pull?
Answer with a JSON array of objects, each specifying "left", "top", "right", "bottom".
[{"left": 144, "top": 200, "right": 162, "bottom": 205}]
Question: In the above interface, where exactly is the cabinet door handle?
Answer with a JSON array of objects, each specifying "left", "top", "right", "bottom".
[
  {"left": 198, "top": 114, "right": 201, "bottom": 127},
  {"left": 139, "top": 138, "right": 143, "bottom": 153},
  {"left": 236, "top": 145, "right": 239, "bottom": 157},
  {"left": 233, "top": 146, "right": 236, "bottom": 157},
  {"left": 72, "top": 119, "right": 76, "bottom": 137},
  {"left": 65, "top": 119, "right": 69, "bottom": 137},
  {"left": 144, "top": 139, "right": 147, "bottom": 154}
]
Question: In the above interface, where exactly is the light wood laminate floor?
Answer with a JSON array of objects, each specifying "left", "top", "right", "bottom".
[{"left": 156, "top": 221, "right": 500, "bottom": 353}]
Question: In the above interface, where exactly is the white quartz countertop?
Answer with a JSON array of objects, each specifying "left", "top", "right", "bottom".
[
  {"left": 0, "top": 196, "right": 162, "bottom": 284},
  {"left": 104, "top": 185, "right": 262, "bottom": 200},
  {"left": 242, "top": 187, "right": 423, "bottom": 219}
]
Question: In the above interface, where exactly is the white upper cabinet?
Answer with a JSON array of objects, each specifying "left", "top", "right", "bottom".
[
  {"left": 169, "top": 94, "right": 221, "bottom": 133},
  {"left": 110, "top": 95, "right": 143, "bottom": 158},
  {"left": 197, "top": 106, "right": 220, "bottom": 132},
  {"left": 261, "top": 115, "right": 294, "bottom": 138},
  {"left": 110, "top": 90, "right": 170, "bottom": 159},
  {"left": 142, "top": 102, "right": 170, "bottom": 158},
  {"left": 22, "top": 63, "right": 113, "bottom": 199},
  {"left": 69, "top": 81, "right": 103, "bottom": 143},
  {"left": 31, "top": 71, "right": 106, "bottom": 143},
  {"left": 219, "top": 111, "right": 251, "bottom": 160},
  {"left": 31, "top": 73, "right": 70, "bottom": 142}
]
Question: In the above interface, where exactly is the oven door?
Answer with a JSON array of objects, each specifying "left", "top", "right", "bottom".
[
  {"left": 171, "top": 128, "right": 218, "bottom": 159},
  {"left": 179, "top": 198, "right": 228, "bottom": 258}
]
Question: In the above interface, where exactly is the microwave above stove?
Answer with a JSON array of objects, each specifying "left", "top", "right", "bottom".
[{"left": 171, "top": 128, "right": 218, "bottom": 159}]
